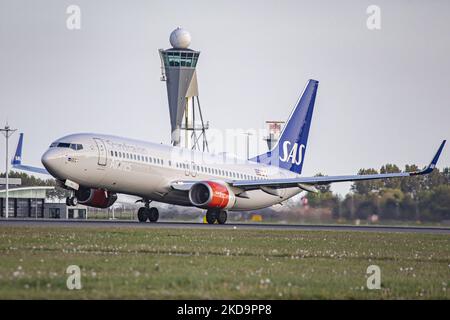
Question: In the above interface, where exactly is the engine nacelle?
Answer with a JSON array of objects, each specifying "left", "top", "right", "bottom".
[
  {"left": 188, "top": 181, "right": 236, "bottom": 209},
  {"left": 75, "top": 187, "right": 117, "bottom": 208}
]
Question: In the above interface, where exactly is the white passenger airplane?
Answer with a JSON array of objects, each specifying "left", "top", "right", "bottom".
[{"left": 12, "top": 80, "right": 446, "bottom": 224}]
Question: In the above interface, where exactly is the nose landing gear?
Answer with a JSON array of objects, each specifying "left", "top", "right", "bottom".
[
  {"left": 66, "top": 196, "right": 78, "bottom": 206},
  {"left": 137, "top": 200, "right": 159, "bottom": 223}
]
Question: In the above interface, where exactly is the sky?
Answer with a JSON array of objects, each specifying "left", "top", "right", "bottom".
[{"left": 0, "top": 0, "right": 449, "bottom": 196}]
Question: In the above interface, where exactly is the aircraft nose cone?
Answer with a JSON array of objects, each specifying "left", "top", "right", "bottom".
[
  {"left": 41, "top": 149, "right": 55, "bottom": 169},
  {"left": 41, "top": 149, "right": 66, "bottom": 177}
]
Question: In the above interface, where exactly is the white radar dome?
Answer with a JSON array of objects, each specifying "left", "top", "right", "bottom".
[{"left": 169, "top": 27, "right": 191, "bottom": 49}]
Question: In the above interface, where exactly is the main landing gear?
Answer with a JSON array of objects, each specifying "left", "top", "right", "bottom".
[
  {"left": 206, "top": 209, "right": 227, "bottom": 224},
  {"left": 137, "top": 200, "right": 159, "bottom": 223}
]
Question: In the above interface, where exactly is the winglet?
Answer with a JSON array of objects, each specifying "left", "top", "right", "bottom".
[
  {"left": 11, "top": 133, "right": 23, "bottom": 165},
  {"left": 413, "top": 140, "right": 446, "bottom": 175}
]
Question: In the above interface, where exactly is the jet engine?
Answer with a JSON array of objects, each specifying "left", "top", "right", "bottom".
[
  {"left": 75, "top": 187, "right": 117, "bottom": 208},
  {"left": 188, "top": 181, "right": 236, "bottom": 209}
]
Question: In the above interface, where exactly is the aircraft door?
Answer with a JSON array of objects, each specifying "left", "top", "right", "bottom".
[
  {"left": 184, "top": 161, "right": 190, "bottom": 176},
  {"left": 191, "top": 161, "right": 197, "bottom": 177},
  {"left": 93, "top": 138, "right": 107, "bottom": 166}
]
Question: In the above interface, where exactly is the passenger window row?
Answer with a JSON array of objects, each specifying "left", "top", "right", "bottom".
[
  {"left": 109, "top": 149, "right": 267, "bottom": 181},
  {"left": 110, "top": 150, "right": 163, "bottom": 165},
  {"left": 174, "top": 162, "right": 267, "bottom": 180}
]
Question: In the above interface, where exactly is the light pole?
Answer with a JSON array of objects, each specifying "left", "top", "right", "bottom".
[
  {"left": 243, "top": 132, "right": 253, "bottom": 160},
  {"left": 1, "top": 123, "right": 17, "bottom": 219}
]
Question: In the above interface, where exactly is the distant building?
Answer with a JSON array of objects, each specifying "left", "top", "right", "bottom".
[{"left": 0, "top": 186, "right": 87, "bottom": 219}]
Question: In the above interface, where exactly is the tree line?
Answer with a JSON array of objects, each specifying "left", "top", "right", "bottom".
[{"left": 306, "top": 165, "right": 450, "bottom": 222}]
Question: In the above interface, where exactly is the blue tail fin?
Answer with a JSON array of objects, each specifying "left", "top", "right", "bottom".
[
  {"left": 12, "top": 133, "right": 23, "bottom": 166},
  {"left": 250, "top": 79, "right": 318, "bottom": 174}
]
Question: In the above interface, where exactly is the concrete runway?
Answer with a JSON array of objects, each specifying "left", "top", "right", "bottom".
[{"left": 0, "top": 218, "right": 449, "bottom": 234}]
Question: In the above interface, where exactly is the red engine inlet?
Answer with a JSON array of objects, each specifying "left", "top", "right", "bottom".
[
  {"left": 188, "top": 181, "right": 235, "bottom": 209},
  {"left": 75, "top": 188, "right": 117, "bottom": 208}
]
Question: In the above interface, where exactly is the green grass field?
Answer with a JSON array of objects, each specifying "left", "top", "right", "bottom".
[{"left": 0, "top": 225, "right": 449, "bottom": 299}]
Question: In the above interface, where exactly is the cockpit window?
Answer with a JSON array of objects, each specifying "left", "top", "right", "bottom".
[
  {"left": 49, "top": 142, "right": 83, "bottom": 150},
  {"left": 70, "top": 144, "right": 83, "bottom": 150}
]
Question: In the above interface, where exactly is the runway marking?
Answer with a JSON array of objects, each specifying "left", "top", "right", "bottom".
[{"left": 0, "top": 218, "right": 449, "bottom": 234}]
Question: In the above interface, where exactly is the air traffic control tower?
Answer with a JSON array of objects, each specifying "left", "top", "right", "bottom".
[{"left": 159, "top": 28, "right": 209, "bottom": 151}]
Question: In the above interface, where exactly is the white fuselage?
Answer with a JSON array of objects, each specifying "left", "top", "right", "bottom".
[{"left": 42, "top": 133, "right": 302, "bottom": 211}]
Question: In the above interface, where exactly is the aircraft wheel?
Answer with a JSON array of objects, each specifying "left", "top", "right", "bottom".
[
  {"left": 137, "top": 207, "right": 148, "bottom": 222},
  {"left": 66, "top": 196, "right": 76, "bottom": 206},
  {"left": 66, "top": 196, "right": 78, "bottom": 206},
  {"left": 217, "top": 211, "right": 227, "bottom": 224},
  {"left": 206, "top": 210, "right": 218, "bottom": 224},
  {"left": 148, "top": 207, "right": 159, "bottom": 223}
]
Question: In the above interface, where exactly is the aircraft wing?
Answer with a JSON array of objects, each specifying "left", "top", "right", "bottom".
[
  {"left": 232, "top": 140, "right": 446, "bottom": 190},
  {"left": 11, "top": 133, "right": 50, "bottom": 175},
  {"left": 171, "top": 140, "right": 446, "bottom": 192}
]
